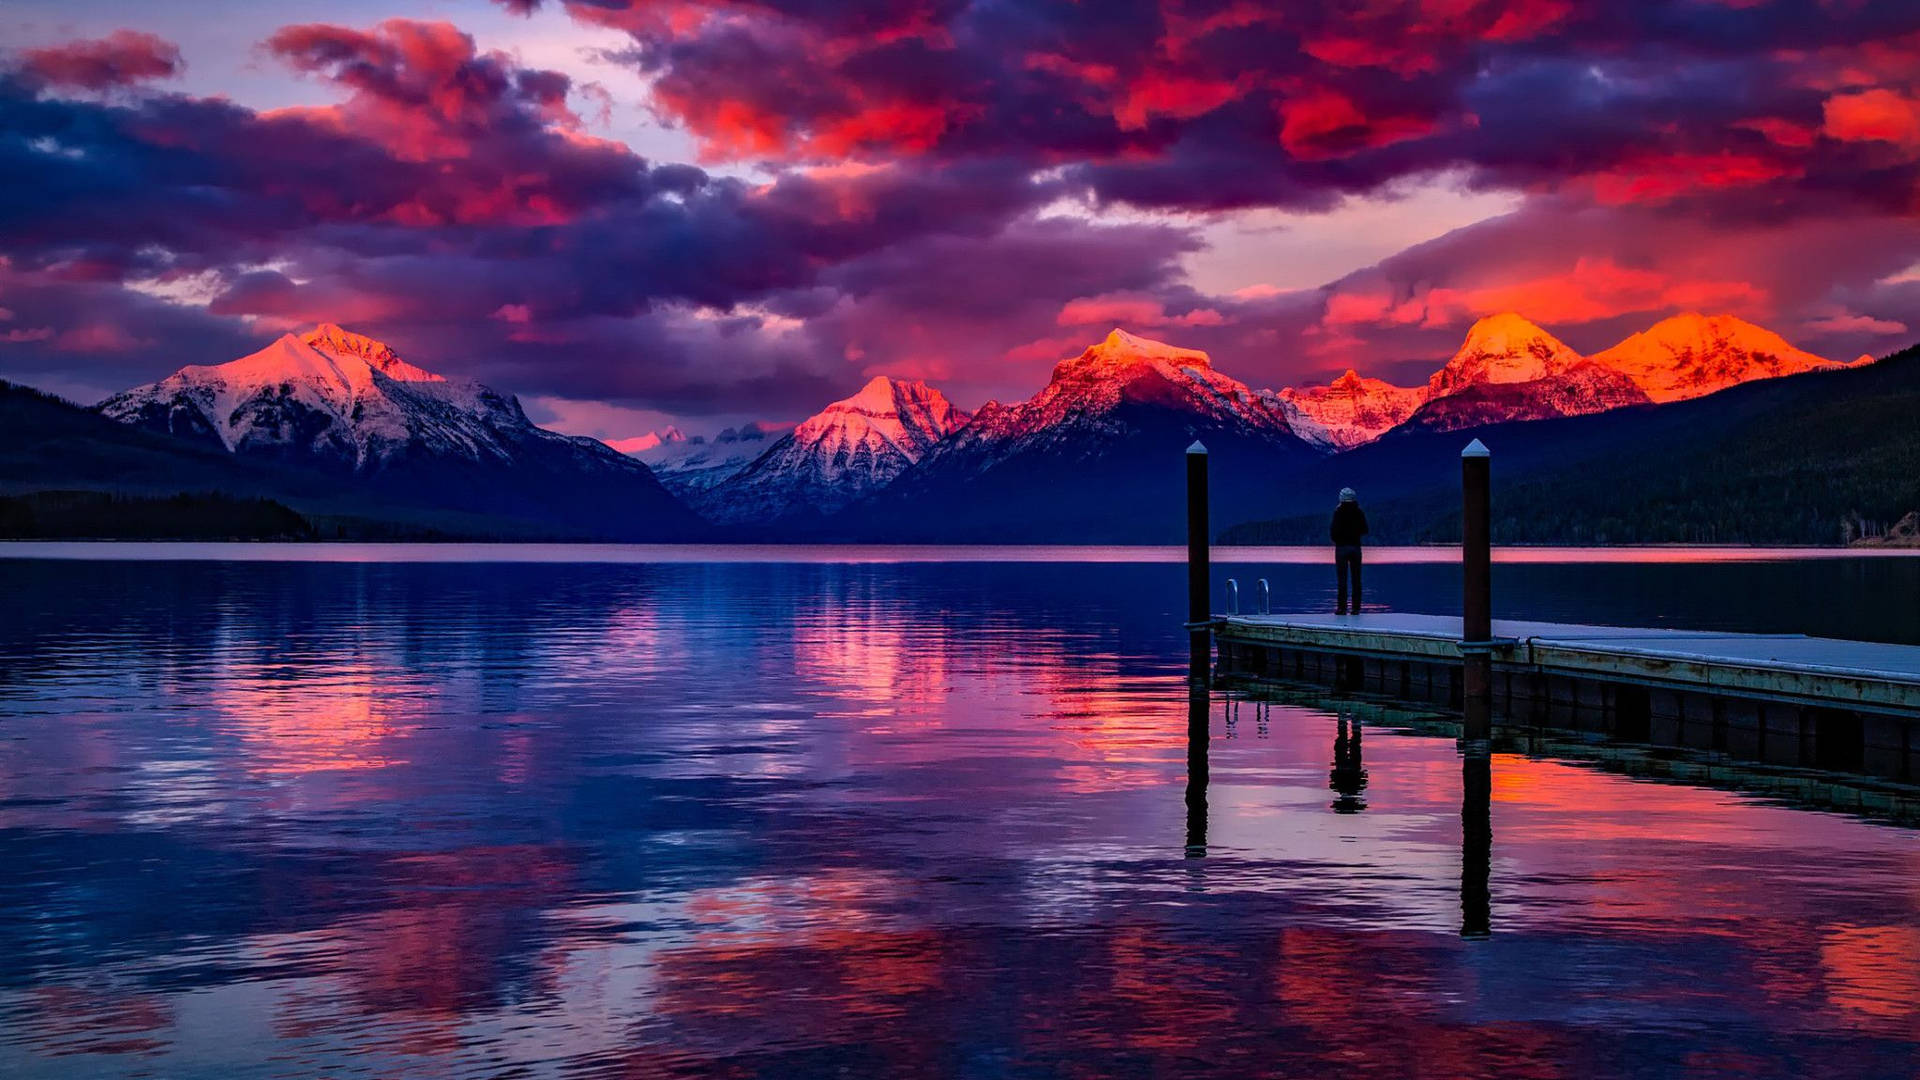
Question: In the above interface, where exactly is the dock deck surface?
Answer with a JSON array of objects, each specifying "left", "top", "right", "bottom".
[{"left": 1215, "top": 613, "right": 1920, "bottom": 712}]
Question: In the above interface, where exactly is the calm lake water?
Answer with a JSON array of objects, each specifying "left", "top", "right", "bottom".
[{"left": 1, "top": 546, "right": 1917, "bottom": 1078}]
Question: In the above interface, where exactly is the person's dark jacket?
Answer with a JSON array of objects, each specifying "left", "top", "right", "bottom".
[{"left": 1330, "top": 503, "right": 1369, "bottom": 546}]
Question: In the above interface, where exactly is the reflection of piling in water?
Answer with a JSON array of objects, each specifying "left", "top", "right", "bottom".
[
  {"left": 1186, "top": 442, "right": 1211, "bottom": 685},
  {"left": 1328, "top": 710, "right": 1367, "bottom": 814},
  {"left": 1461, "top": 748, "right": 1492, "bottom": 939},
  {"left": 1185, "top": 685, "right": 1209, "bottom": 858}
]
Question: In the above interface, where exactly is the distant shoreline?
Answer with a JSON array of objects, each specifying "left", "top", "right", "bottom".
[{"left": 4, "top": 541, "right": 1918, "bottom": 564}]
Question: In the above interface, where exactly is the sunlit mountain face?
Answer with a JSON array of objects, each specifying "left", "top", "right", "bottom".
[{"left": 0, "top": 0, "right": 1915, "bottom": 447}]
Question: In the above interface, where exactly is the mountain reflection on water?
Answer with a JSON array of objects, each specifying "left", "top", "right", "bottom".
[{"left": 1, "top": 555, "right": 1917, "bottom": 1078}]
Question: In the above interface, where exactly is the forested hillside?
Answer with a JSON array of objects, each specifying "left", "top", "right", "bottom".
[{"left": 1223, "top": 343, "right": 1920, "bottom": 545}]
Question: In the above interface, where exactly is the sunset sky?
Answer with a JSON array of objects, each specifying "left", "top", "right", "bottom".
[{"left": 3, "top": 0, "right": 1919, "bottom": 439}]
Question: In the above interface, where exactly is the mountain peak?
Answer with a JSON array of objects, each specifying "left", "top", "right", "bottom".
[
  {"left": 1591, "top": 312, "right": 1836, "bottom": 403},
  {"left": 1429, "top": 313, "right": 1584, "bottom": 397},
  {"left": 1049, "top": 329, "right": 1214, "bottom": 391},
  {"left": 807, "top": 376, "right": 964, "bottom": 433},
  {"left": 301, "top": 324, "right": 443, "bottom": 383},
  {"left": 613, "top": 426, "right": 688, "bottom": 455},
  {"left": 831, "top": 374, "right": 935, "bottom": 416},
  {"left": 1096, "top": 327, "right": 1212, "bottom": 368},
  {"left": 699, "top": 375, "right": 971, "bottom": 522},
  {"left": 1460, "top": 312, "right": 1556, "bottom": 354},
  {"left": 1276, "top": 368, "right": 1425, "bottom": 451}
]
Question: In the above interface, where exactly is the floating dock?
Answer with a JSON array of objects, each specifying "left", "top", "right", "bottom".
[{"left": 1214, "top": 613, "right": 1920, "bottom": 781}]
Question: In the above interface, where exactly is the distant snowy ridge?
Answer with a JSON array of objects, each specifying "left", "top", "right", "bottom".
[
  {"left": 1276, "top": 311, "right": 1842, "bottom": 445},
  {"left": 1277, "top": 371, "right": 1424, "bottom": 451},
  {"left": 96, "top": 323, "right": 700, "bottom": 538},
  {"left": 1590, "top": 312, "right": 1844, "bottom": 403},
  {"left": 699, "top": 376, "right": 970, "bottom": 523},
  {"left": 623, "top": 422, "right": 786, "bottom": 496}
]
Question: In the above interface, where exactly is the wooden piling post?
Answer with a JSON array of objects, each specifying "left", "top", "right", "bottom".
[
  {"left": 1461, "top": 439, "right": 1493, "bottom": 742},
  {"left": 1187, "top": 441, "right": 1211, "bottom": 683}
]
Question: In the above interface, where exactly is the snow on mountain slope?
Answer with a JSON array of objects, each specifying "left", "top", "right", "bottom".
[
  {"left": 700, "top": 376, "right": 970, "bottom": 523},
  {"left": 1277, "top": 370, "right": 1424, "bottom": 451},
  {"left": 624, "top": 422, "right": 785, "bottom": 496},
  {"left": 608, "top": 426, "right": 684, "bottom": 456},
  {"left": 96, "top": 324, "right": 701, "bottom": 537},
  {"left": 1389, "top": 313, "right": 1650, "bottom": 433},
  {"left": 98, "top": 324, "right": 541, "bottom": 468},
  {"left": 1590, "top": 313, "right": 1840, "bottom": 403},
  {"left": 947, "top": 329, "right": 1298, "bottom": 459},
  {"left": 1423, "top": 313, "right": 1587, "bottom": 398},
  {"left": 839, "top": 329, "right": 1320, "bottom": 542}
]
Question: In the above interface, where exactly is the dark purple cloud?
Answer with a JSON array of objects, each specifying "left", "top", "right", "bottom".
[
  {"left": 0, "top": 19, "right": 1184, "bottom": 414},
  {"left": 3, "top": 3, "right": 1920, "bottom": 427},
  {"left": 514, "top": 0, "right": 1920, "bottom": 216}
]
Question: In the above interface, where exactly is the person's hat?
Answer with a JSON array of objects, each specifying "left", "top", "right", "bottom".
[{"left": 1339, "top": 487, "right": 1357, "bottom": 503}]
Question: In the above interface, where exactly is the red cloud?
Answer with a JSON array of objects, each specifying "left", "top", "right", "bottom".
[
  {"left": 19, "top": 31, "right": 183, "bottom": 91},
  {"left": 1277, "top": 87, "right": 1435, "bottom": 161},
  {"left": 1823, "top": 89, "right": 1920, "bottom": 152},
  {"left": 266, "top": 20, "right": 583, "bottom": 161},
  {"left": 1588, "top": 151, "right": 1802, "bottom": 205},
  {"left": 1113, "top": 72, "right": 1244, "bottom": 131}
]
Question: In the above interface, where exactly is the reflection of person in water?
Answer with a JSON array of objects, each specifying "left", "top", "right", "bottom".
[{"left": 1329, "top": 711, "right": 1367, "bottom": 813}]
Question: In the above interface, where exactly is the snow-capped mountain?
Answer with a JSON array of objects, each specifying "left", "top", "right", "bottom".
[
  {"left": 1277, "top": 370, "right": 1425, "bottom": 451},
  {"left": 621, "top": 422, "right": 785, "bottom": 498},
  {"left": 1590, "top": 313, "right": 1842, "bottom": 403},
  {"left": 97, "top": 324, "right": 701, "bottom": 538},
  {"left": 1421, "top": 312, "right": 1587, "bottom": 397},
  {"left": 846, "top": 329, "right": 1318, "bottom": 542},
  {"left": 946, "top": 328, "right": 1298, "bottom": 457},
  {"left": 1396, "top": 314, "right": 1650, "bottom": 434},
  {"left": 100, "top": 325, "right": 529, "bottom": 467},
  {"left": 1274, "top": 312, "right": 1845, "bottom": 446},
  {"left": 609, "top": 426, "right": 685, "bottom": 456},
  {"left": 700, "top": 376, "right": 970, "bottom": 523}
]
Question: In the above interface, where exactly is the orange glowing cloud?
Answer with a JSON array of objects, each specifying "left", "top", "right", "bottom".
[
  {"left": 1057, "top": 292, "right": 1227, "bottom": 329},
  {"left": 1823, "top": 88, "right": 1920, "bottom": 151},
  {"left": 1324, "top": 257, "right": 1769, "bottom": 331}
]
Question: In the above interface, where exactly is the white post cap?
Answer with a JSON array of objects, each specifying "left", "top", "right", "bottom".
[
  {"left": 1186, "top": 441, "right": 1208, "bottom": 454},
  {"left": 1461, "top": 438, "right": 1490, "bottom": 458}
]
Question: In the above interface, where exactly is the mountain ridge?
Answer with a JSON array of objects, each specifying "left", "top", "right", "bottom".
[
  {"left": 699, "top": 375, "right": 970, "bottom": 524},
  {"left": 92, "top": 326, "right": 703, "bottom": 539}
]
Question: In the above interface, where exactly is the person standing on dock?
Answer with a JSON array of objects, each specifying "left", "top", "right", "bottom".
[{"left": 1331, "top": 487, "right": 1368, "bottom": 615}]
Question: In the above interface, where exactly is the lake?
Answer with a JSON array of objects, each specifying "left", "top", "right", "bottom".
[{"left": 1, "top": 546, "right": 1917, "bottom": 1078}]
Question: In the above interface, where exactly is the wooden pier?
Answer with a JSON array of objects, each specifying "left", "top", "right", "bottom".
[
  {"left": 1185, "top": 437, "right": 1920, "bottom": 784},
  {"left": 1214, "top": 612, "right": 1920, "bottom": 781}
]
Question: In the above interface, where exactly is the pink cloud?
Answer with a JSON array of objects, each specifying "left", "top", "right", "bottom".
[
  {"left": 1057, "top": 292, "right": 1226, "bottom": 328},
  {"left": 54, "top": 324, "right": 146, "bottom": 352},
  {"left": 19, "top": 31, "right": 183, "bottom": 91},
  {"left": 1804, "top": 312, "right": 1908, "bottom": 335}
]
